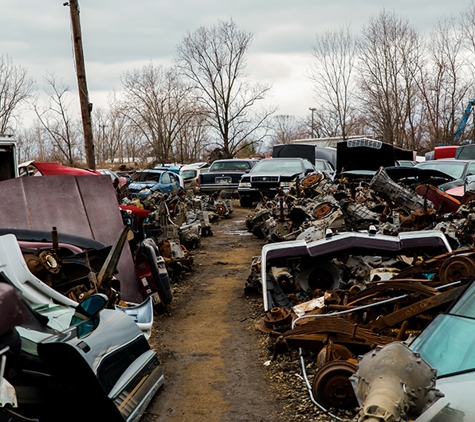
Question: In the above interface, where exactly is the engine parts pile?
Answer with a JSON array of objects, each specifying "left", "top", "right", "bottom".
[
  {"left": 244, "top": 167, "right": 475, "bottom": 251},
  {"left": 243, "top": 167, "right": 475, "bottom": 418}
]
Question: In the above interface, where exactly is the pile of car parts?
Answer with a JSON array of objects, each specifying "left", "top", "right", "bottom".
[
  {"left": 243, "top": 164, "right": 475, "bottom": 252},
  {"left": 250, "top": 222, "right": 475, "bottom": 413}
]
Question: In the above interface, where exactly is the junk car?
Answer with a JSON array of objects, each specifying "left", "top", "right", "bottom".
[
  {"left": 180, "top": 164, "right": 209, "bottom": 194},
  {"left": 199, "top": 158, "right": 259, "bottom": 199},
  {"left": 128, "top": 169, "right": 182, "bottom": 198},
  {"left": 0, "top": 236, "right": 164, "bottom": 422},
  {"left": 238, "top": 157, "right": 316, "bottom": 207}
]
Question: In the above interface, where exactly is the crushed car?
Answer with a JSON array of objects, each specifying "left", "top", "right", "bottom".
[{"left": 0, "top": 279, "right": 164, "bottom": 422}]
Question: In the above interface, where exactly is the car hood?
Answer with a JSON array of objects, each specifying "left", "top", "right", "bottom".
[
  {"left": 20, "top": 161, "right": 100, "bottom": 176},
  {"left": 129, "top": 181, "right": 156, "bottom": 190},
  {"left": 385, "top": 166, "right": 456, "bottom": 186},
  {"left": 249, "top": 171, "right": 303, "bottom": 178}
]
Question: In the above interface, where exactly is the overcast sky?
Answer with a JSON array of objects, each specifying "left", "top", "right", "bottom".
[{"left": 0, "top": 0, "right": 469, "bottom": 126}]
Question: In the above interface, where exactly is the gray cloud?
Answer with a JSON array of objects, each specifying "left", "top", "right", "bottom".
[{"left": 1, "top": 0, "right": 467, "bottom": 121}]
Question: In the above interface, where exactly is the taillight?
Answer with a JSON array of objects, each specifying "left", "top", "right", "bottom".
[{"left": 196, "top": 177, "right": 200, "bottom": 187}]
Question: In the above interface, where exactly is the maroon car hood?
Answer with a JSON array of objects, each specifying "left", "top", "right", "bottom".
[
  {"left": 0, "top": 175, "right": 141, "bottom": 303},
  {"left": 25, "top": 161, "right": 100, "bottom": 176}
]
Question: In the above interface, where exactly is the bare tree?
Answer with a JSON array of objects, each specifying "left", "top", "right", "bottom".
[
  {"left": 175, "top": 19, "right": 274, "bottom": 157},
  {"left": 119, "top": 63, "right": 195, "bottom": 165},
  {"left": 309, "top": 25, "right": 358, "bottom": 139},
  {"left": 0, "top": 54, "right": 36, "bottom": 133},
  {"left": 459, "top": 2, "right": 475, "bottom": 142},
  {"left": 358, "top": 10, "right": 424, "bottom": 150},
  {"left": 461, "top": 0, "right": 475, "bottom": 75},
  {"left": 173, "top": 105, "right": 210, "bottom": 163},
  {"left": 418, "top": 16, "right": 470, "bottom": 149},
  {"left": 92, "top": 104, "right": 134, "bottom": 167},
  {"left": 312, "top": 109, "right": 349, "bottom": 138},
  {"left": 33, "top": 74, "right": 82, "bottom": 166},
  {"left": 15, "top": 124, "right": 45, "bottom": 163},
  {"left": 267, "top": 115, "right": 307, "bottom": 148}
]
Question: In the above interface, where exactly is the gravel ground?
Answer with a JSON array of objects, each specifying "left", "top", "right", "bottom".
[
  {"left": 145, "top": 203, "right": 356, "bottom": 422},
  {"left": 243, "top": 294, "right": 355, "bottom": 422}
]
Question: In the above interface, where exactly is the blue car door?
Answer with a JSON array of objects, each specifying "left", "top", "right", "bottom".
[{"left": 160, "top": 171, "right": 181, "bottom": 193}]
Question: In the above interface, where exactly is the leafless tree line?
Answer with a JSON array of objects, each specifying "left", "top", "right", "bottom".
[
  {"left": 305, "top": 6, "right": 475, "bottom": 153},
  {"left": 5, "top": 6, "right": 475, "bottom": 168}
]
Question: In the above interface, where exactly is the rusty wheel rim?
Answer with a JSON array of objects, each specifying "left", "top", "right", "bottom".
[
  {"left": 312, "top": 360, "right": 358, "bottom": 409},
  {"left": 215, "top": 204, "right": 227, "bottom": 215},
  {"left": 301, "top": 173, "right": 322, "bottom": 187},
  {"left": 439, "top": 256, "right": 475, "bottom": 284},
  {"left": 313, "top": 202, "right": 333, "bottom": 219}
]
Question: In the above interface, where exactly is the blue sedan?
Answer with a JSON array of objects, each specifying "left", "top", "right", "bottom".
[{"left": 128, "top": 169, "right": 182, "bottom": 198}]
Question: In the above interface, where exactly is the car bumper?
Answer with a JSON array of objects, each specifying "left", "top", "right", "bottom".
[
  {"left": 239, "top": 186, "right": 281, "bottom": 200},
  {"left": 237, "top": 187, "right": 262, "bottom": 201},
  {"left": 200, "top": 184, "right": 240, "bottom": 198}
]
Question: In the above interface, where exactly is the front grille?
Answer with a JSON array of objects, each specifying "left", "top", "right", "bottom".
[{"left": 251, "top": 176, "right": 279, "bottom": 183}]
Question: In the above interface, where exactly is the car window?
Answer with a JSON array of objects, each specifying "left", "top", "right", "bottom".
[
  {"left": 467, "top": 163, "right": 475, "bottom": 176},
  {"left": 211, "top": 161, "right": 251, "bottom": 171},
  {"left": 253, "top": 160, "right": 302, "bottom": 173},
  {"left": 411, "top": 281, "right": 475, "bottom": 377},
  {"left": 161, "top": 173, "right": 171, "bottom": 184},
  {"left": 411, "top": 314, "right": 475, "bottom": 377},
  {"left": 132, "top": 172, "right": 146, "bottom": 182},
  {"left": 314, "top": 161, "right": 325, "bottom": 171},
  {"left": 303, "top": 160, "right": 316, "bottom": 171},
  {"left": 416, "top": 162, "right": 466, "bottom": 179},
  {"left": 181, "top": 170, "right": 197, "bottom": 179},
  {"left": 133, "top": 171, "right": 162, "bottom": 182}
]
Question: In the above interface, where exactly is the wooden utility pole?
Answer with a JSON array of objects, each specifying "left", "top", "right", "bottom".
[{"left": 68, "top": 0, "right": 95, "bottom": 169}]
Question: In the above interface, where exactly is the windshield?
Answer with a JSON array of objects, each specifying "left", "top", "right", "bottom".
[
  {"left": 411, "top": 281, "right": 475, "bottom": 377},
  {"left": 252, "top": 160, "right": 302, "bottom": 174},
  {"left": 210, "top": 161, "right": 251, "bottom": 171},
  {"left": 132, "top": 171, "right": 162, "bottom": 183},
  {"left": 416, "top": 161, "right": 466, "bottom": 179},
  {"left": 314, "top": 160, "right": 328, "bottom": 171}
]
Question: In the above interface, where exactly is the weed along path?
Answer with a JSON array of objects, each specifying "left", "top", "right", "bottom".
[{"left": 141, "top": 204, "right": 285, "bottom": 422}]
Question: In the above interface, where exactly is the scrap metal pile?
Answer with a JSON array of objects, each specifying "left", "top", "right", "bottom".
[
  {"left": 120, "top": 190, "right": 233, "bottom": 284},
  {"left": 244, "top": 167, "right": 475, "bottom": 416},
  {"left": 245, "top": 167, "right": 475, "bottom": 248}
]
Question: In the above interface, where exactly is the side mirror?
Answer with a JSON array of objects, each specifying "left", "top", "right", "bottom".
[{"left": 70, "top": 293, "right": 108, "bottom": 338}]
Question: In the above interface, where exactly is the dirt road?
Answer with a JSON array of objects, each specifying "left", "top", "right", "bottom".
[{"left": 141, "top": 204, "right": 287, "bottom": 422}]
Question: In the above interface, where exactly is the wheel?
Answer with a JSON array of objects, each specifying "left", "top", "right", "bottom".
[{"left": 312, "top": 360, "right": 358, "bottom": 410}]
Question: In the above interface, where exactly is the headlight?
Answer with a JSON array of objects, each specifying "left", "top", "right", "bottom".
[
  {"left": 239, "top": 182, "right": 251, "bottom": 188},
  {"left": 279, "top": 181, "right": 294, "bottom": 188}
]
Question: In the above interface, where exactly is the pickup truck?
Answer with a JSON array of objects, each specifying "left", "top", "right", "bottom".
[{"left": 199, "top": 158, "right": 259, "bottom": 198}]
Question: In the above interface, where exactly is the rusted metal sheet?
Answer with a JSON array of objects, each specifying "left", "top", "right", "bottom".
[
  {"left": 369, "top": 286, "right": 466, "bottom": 331},
  {"left": 0, "top": 175, "right": 142, "bottom": 303}
]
